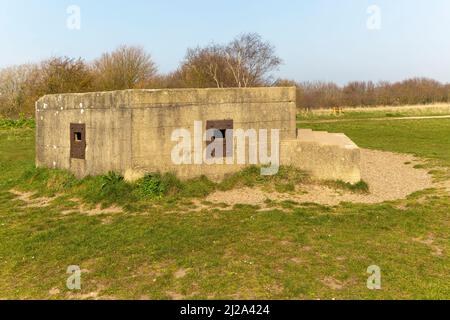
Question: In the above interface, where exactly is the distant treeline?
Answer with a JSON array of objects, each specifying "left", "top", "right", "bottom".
[
  {"left": 1, "top": 33, "right": 449, "bottom": 117},
  {"left": 277, "top": 78, "right": 450, "bottom": 110}
]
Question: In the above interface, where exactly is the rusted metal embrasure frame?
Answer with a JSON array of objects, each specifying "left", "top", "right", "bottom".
[{"left": 70, "top": 123, "right": 86, "bottom": 160}]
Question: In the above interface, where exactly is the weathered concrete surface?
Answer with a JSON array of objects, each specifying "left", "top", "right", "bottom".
[
  {"left": 281, "top": 129, "right": 361, "bottom": 184},
  {"left": 36, "top": 87, "right": 361, "bottom": 183}
]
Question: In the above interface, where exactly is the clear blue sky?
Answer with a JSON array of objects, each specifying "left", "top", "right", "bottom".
[{"left": 1, "top": 0, "right": 449, "bottom": 84}]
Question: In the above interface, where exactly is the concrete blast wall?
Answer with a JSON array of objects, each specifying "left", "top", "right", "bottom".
[{"left": 36, "top": 87, "right": 361, "bottom": 183}]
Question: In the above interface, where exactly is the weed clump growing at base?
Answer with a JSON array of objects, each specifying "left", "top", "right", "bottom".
[
  {"left": 78, "top": 172, "right": 135, "bottom": 207},
  {"left": 323, "top": 180, "right": 370, "bottom": 194},
  {"left": 135, "top": 173, "right": 183, "bottom": 199}
]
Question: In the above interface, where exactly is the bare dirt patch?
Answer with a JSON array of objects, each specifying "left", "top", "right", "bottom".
[
  {"left": 61, "top": 199, "right": 123, "bottom": 218},
  {"left": 174, "top": 268, "right": 189, "bottom": 279},
  {"left": 65, "top": 283, "right": 118, "bottom": 300},
  {"left": 10, "top": 190, "right": 55, "bottom": 208},
  {"left": 166, "top": 291, "right": 186, "bottom": 300},
  {"left": 322, "top": 277, "right": 344, "bottom": 290},
  {"left": 206, "top": 189, "right": 266, "bottom": 207},
  {"left": 49, "top": 287, "right": 61, "bottom": 296},
  {"left": 204, "top": 149, "right": 435, "bottom": 207},
  {"left": 10, "top": 191, "right": 124, "bottom": 219},
  {"left": 290, "top": 257, "right": 303, "bottom": 264},
  {"left": 62, "top": 205, "right": 123, "bottom": 217},
  {"left": 82, "top": 204, "right": 123, "bottom": 216},
  {"left": 413, "top": 234, "right": 444, "bottom": 257}
]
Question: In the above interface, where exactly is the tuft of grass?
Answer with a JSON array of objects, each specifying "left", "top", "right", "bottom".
[
  {"left": 385, "top": 112, "right": 404, "bottom": 118},
  {"left": 76, "top": 173, "right": 136, "bottom": 207},
  {"left": 101, "top": 171, "right": 124, "bottom": 186},
  {"left": 135, "top": 173, "right": 184, "bottom": 199},
  {"left": 136, "top": 174, "right": 167, "bottom": 199},
  {"left": 178, "top": 175, "right": 216, "bottom": 198},
  {"left": 219, "top": 165, "right": 309, "bottom": 192},
  {"left": 16, "top": 166, "right": 78, "bottom": 196},
  {"left": 323, "top": 180, "right": 370, "bottom": 194}
]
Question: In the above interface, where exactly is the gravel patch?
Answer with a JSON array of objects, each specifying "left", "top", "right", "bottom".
[{"left": 205, "top": 149, "right": 436, "bottom": 207}]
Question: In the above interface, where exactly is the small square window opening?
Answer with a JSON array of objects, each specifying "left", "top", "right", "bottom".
[
  {"left": 206, "top": 120, "right": 234, "bottom": 159},
  {"left": 74, "top": 132, "right": 82, "bottom": 142}
]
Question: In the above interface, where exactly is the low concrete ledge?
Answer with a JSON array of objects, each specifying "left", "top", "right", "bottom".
[{"left": 281, "top": 129, "right": 362, "bottom": 184}]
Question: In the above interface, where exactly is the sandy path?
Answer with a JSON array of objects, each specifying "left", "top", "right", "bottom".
[
  {"left": 300, "top": 115, "right": 450, "bottom": 124},
  {"left": 205, "top": 149, "right": 437, "bottom": 207}
]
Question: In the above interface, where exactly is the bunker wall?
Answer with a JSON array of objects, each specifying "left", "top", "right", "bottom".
[{"left": 36, "top": 87, "right": 297, "bottom": 180}]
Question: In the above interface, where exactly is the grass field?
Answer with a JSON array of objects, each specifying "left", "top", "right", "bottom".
[
  {"left": 302, "top": 119, "right": 450, "bottom": 169},
  {"left": 0, "top": 115, "right": 449, "bottom": 300},
  {"left": 298, "top": 103, "right": 450, "bottom": 121}
]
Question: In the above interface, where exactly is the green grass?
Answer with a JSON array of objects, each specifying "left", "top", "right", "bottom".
[
  {"left": 297, "top": 104, "right": 450, "bottom": 122},
  {"left": 298, "top": 110, "right": 402, "bottom": 121},
  {"left": 0, "top": 120, "right": 449, "bottom": 300},
  {"left": 323, "top": 180, "right": 370, "bottom": 194},
  {"left": 0, "top": 117, "right": 35, "bottom": 129},
  {"left": 301, "top": 119, "right": 450, "bottom": 168}
]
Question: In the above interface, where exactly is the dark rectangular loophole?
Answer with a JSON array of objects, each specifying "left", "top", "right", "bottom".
[
  {"left": 70, "top": 123, "right": 86, "bottom": 160},
  {"left": 74, "top": 132, "right": 82, "bottom": 142},
  {"left": 206, "top": 120, "right": 233, "bottom": 159}
]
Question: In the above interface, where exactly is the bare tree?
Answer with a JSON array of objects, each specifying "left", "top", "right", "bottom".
[
  {"left": 0, "top": 64, "right": 39, "bottom": 117},
  {"left": 93, "top": 45, "right": 157, "bottom": 91},
  {"left": 178, "top": 45, "right": 235, "bottom": 88},
  {"left": 176, "top": 33, "right": 282, "bottom": 88},
  {"left": 224, "top": 33, "right": 282, "bottom": 87},
  {"left": 297, "top": 81, "right": 342, "bottom": 109}
]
